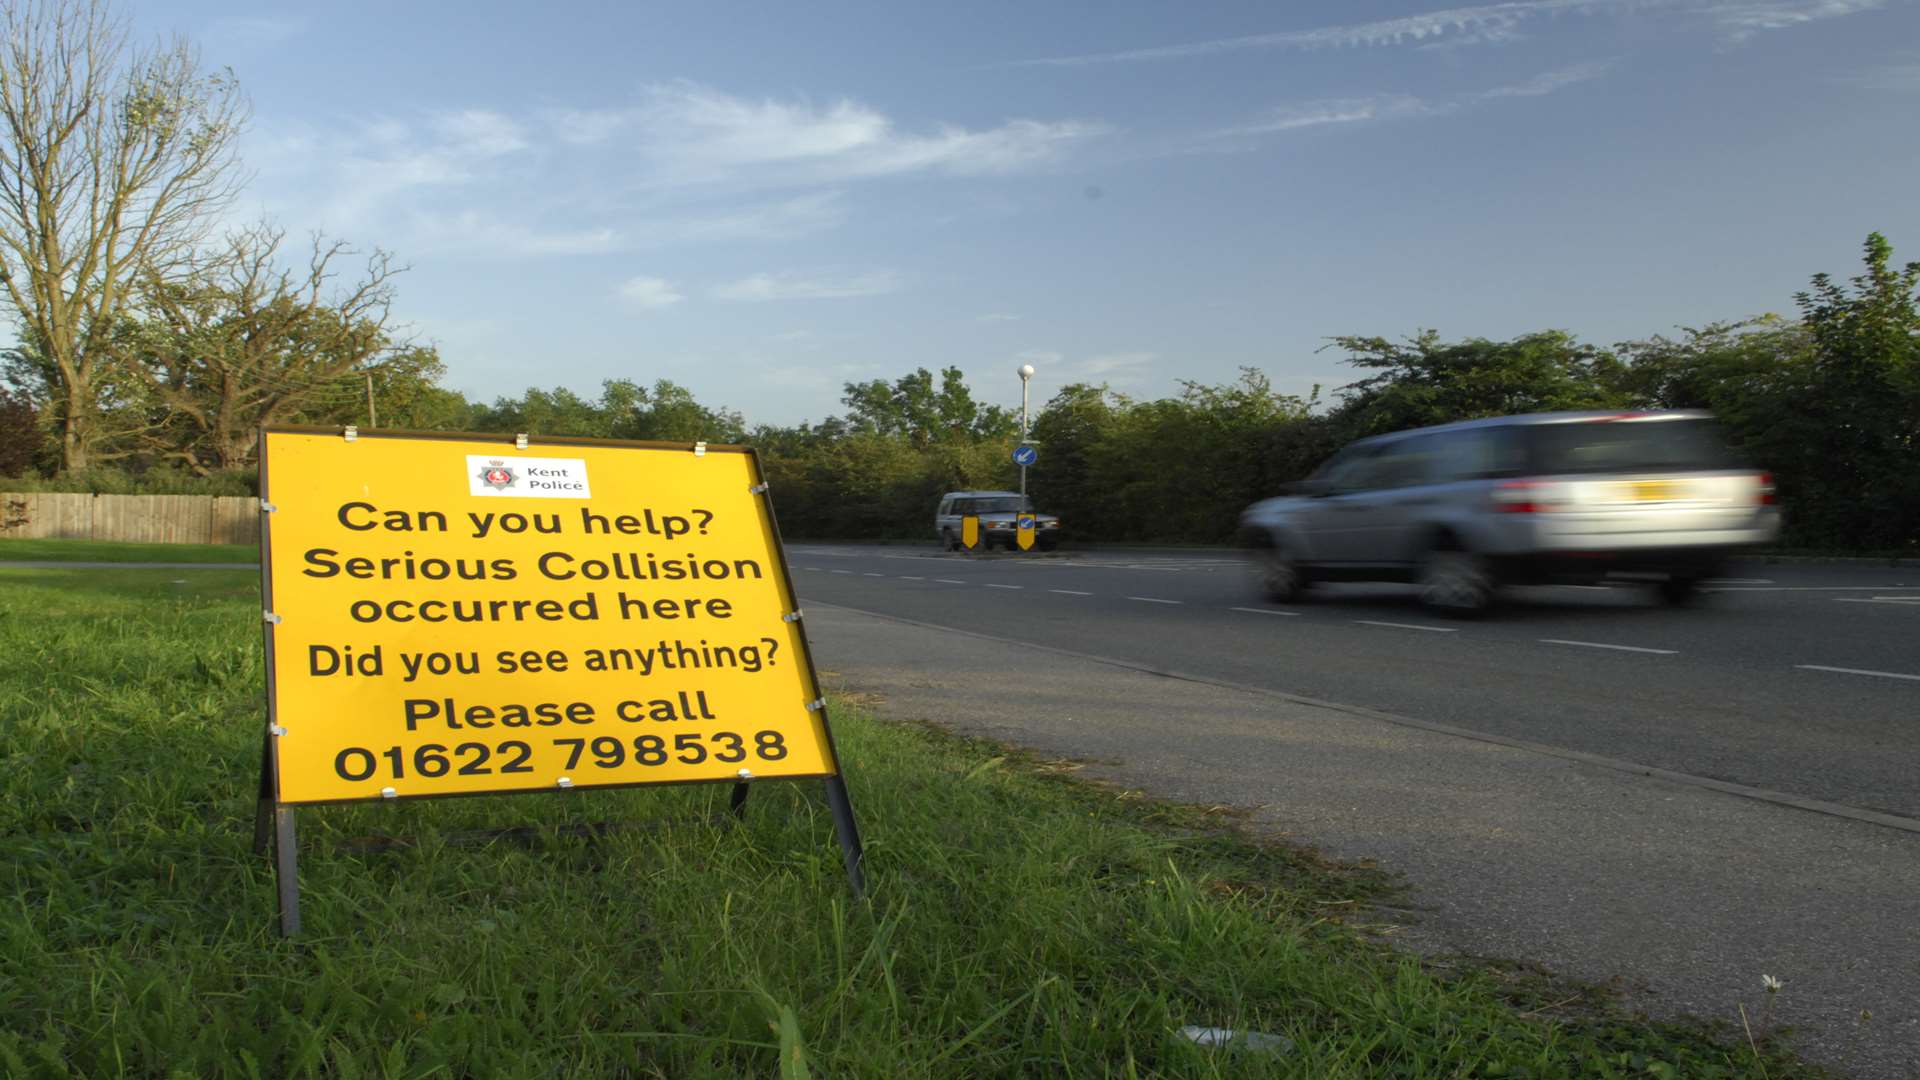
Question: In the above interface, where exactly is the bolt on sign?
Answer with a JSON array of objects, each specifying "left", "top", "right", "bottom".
[{"left": 252, "top": 427, "right": 864, "bottom": 935}]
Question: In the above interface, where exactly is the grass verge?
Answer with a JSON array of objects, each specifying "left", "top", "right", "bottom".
[
  {"left": 0, "top": 537, "right": 259, "bottom": 563},
  {"left": 0, "top": 567, "right": 1816, "bottom": 1077}
]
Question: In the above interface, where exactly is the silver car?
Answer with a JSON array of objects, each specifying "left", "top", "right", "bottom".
[
  {"left": 1239, "top": 411, "right": 1780, "bottom": 614},
  {"left": 935, "top": 490, "right": 1062, "bottom": 551}
]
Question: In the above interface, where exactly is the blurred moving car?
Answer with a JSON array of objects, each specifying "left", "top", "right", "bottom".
[
  {"left": 935, "top": 490, "right": 1062, "bottom": 551},
  {"left": 1239, "top": 411, "right": 1780, "bottom": 614}
]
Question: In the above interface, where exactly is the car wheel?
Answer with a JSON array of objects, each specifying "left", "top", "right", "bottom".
[
  {"left": 1256, "top": 543, "right": 1308, "bottom": 604},
  {"left": 1657, "top": 575, "right": 1702, "bottom": 606},
  {"left": 941, "top": 529, "right": 959, "bottom": 551},
  {"left": 1418, "top": 547, "right": 1495, "bottom": 616}
]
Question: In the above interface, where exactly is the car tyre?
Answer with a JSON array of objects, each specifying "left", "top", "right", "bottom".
[
  {"left": 1418, "top": 546, "right": 1495, "bottom": 617},
  {"left": 1257, "top": 542, "right": 1309, "bottom": 604},
  {"left": 1658, "top": 575, "right": 1702, "bottom": 606},
  {"left": 941, "top": 529, "right": 961, "bottom": 552}
]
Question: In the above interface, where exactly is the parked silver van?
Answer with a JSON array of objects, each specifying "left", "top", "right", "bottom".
[
  {"left": 1239, "top": 411, "right": 1779, "bottom": 613},
  {"left": 935, "top": 490, "right": 1062, "bottom": 551}
]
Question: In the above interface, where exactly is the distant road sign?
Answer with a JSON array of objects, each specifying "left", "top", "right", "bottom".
[{"left": 1012, "top": 445, "right": 1038, "bottom": 467}]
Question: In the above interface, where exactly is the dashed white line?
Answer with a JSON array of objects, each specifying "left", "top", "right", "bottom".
[
  {"left": 1230, "top": 606, "right": 1300, "bottom": 616},
  {"left": 1796, "top": 664, "right": 1920, "bottom": 683},
  {"left": 862, "top": 572, "right": 884, "bottom": 577},
  {"left": 830, "top": 569, "right": 854, "bottom": 574},
  {"left": 1541, "top": 639, "right": 1677, "bottom": 655},
  {"left": 1049, "top": 589, "right": 1093, "bottom": 596},
  {"left": 898, "top": 575, "right": 925, "bottom": 581},
  {"left": 934, "top": 579, "right": 966, "bottom": 584},
  {"left": 1355, "top": 620, "right": 1457, "bottom": 633},
  {"left": 1127, "top": 596, "right": 1182, "bottom": 604},
  {"left": 1835, "top": 597, "right": 1920, "bottom": 605},
  {"left": 985, "top": 583, "right": 1023, "bottom": 590},
  {"left": 802, "top": 567, "right": 822, "bottom": 571},
  {"left": 1710, "top": 586, "right": 1915, "bottom": 592}
]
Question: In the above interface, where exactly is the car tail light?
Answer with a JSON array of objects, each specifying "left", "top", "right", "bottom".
[
  {"left": 1494, "top": 480, "right": 1546, "bottom": 513},
  {"left": 1756, "top": 472, "right": 1775, "bottom": 506}
]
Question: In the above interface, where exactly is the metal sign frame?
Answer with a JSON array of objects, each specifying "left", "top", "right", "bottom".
[{"left": 251, "top": 425, "right": 866, "bottom": 935}]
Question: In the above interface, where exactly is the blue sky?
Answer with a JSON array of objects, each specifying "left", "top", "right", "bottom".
[{"left": 138, "top": 0, "right": 1919, "bottom": 425}]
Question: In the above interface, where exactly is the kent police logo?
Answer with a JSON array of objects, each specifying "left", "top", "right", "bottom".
[{"left": 477, "top": 461, "right": 517, "bottom": 490}]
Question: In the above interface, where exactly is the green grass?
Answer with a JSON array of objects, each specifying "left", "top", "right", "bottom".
[
  {"left": 0, "top": 537, "right": 259, "bottom": 563},
  {"left": 0, "top": 568, "right": 1817, "bottom": 1078}
]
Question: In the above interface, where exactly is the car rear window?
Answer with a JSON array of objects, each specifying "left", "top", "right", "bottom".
[
  {"left": 975, "top": 497, "right": 1030, "bottom": 512},
  {"left": 1523, "top": 418, "right": 1740, "bottom": 475}
]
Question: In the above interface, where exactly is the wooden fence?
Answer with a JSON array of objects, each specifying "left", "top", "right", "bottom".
[{"left": 0, "top": 493, "right": 260, "bottom": 545}]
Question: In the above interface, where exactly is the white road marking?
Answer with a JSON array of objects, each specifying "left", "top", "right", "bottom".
[
  {"left": 985, "top": 584, "right": 1023, "bottom": 590},
  {"left": 1127, "top": 596, "right": 1182, "bottom": 604},
  {"left": 1796, "top": 664, "right": 1920, "bottom": 682},
  {"left": 1709, "top": 578, "right": 1774, "bottom": 584},
  {"left": 802, "top": 567, "right": 822, "bottom": 571},
  {"left": 934, "top": 578, "right": 966, "bottom": 584},
  {"left": 862, "top": 572, "right": 884, "bottom": 577},
  {"left": 1230, "top": 606, "right": 1300, "bottom": 617},
  {"left": 1835, "top": 596, "right": 1920, "bottom": 605},
  {"left": 898, "top": 575, "right": 925, "bottom": 581},
  {"left": 1355, "top": 620, "right": 1457, "bottom": 633},
  {"left": 1709, "top": 586, "right": 1917, "bottom": 592},
  {"left": 830, "top": 569, "right": 854, "bottom": 574},
  {"left": 1541, "top": 639, "right": 1677, "bottom": 655},
  {"left": 1049, "top": 589, "right": 1093, "bottom": 596}
]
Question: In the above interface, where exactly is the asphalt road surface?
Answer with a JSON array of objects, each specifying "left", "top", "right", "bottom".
[
  {"left": 791, "top": 543, "right": 1920, "bottom": 1075},
  {"left": 789, "top": 544, "right": 1920, "bottom": 820}
]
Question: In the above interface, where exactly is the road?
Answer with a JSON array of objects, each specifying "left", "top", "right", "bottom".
[
  {"left": 788, "top": 544, "right": 1920, "bottom": 820},
  {"left": 789, "top": 543, "right": 1920, "bottom": 1075}
]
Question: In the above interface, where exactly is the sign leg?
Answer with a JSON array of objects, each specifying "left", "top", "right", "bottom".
[
  {"left": 729, "top": 781, "right": 750, "bottom": 819},
  {"left": 274, "top": 807, "right": 302, "bottom": 937},
  {"left": 821, "top": 776, "right": 866, "bottom": 901},
  {"left": 251, "top": 730, "right": 274, "bottom": 855}
]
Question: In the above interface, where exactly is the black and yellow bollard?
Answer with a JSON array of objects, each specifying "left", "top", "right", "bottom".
[{"left": 961, "top": 514, "right": 982, "bottom": 552}]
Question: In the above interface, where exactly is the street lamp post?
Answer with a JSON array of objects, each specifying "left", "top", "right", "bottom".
[{"left": 1017, "top": 363, "right": 1035, "bottom": 498}]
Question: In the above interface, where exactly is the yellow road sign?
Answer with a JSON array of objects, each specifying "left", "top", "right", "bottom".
[
  {"left": 260, "top": 429, "right": 838, "bottom": 804},
  {"left": 1016, "top": 513, "right": 1036, "bottom": 551},
  {"left": 961, "top": 514, "right": 981, "bottom": 551}
]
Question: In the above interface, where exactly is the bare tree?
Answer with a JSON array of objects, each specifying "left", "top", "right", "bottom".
[
  {"left": 129, "top": 223, "right": 411, "bottom": 471},
  {"left": 0, "top": 0, "right": 246, "bottom": 471}
]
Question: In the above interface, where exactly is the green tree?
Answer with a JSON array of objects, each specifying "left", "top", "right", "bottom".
[
  {"left": 0, "top": 0, "right": 248, "bottom": 470},
  {"left": 0, "top": 385, "right": 42, "bottom": 476},
  {"left": 123, "top": 224, "right": 416, "bottom": 471},
  {"left": 839, "top": 367, "right": 1016, "bottom": 448},
  {"left": 1328, "top": 330, "right": 1628, "bottom": 436},
  {"left": 1786, "top": 232, "right": 1920, "bottom": 549}
]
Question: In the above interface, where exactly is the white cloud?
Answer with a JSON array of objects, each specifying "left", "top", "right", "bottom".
[
  {"left": 1019, "top": 0, "right": 1890, "bottom": 65},
  {"left": 409, "top": 211, "right": 619, "bottom": 256},
  {"left": 620, "top": 82, "right": 1109, "bottom": 186},
  {"left": 1208, "top": 61, "right": 1615, "bottom": 146},
  {"left": 1021, "top": 1, "right": 1634, "bottom": 66},
  {"left": 1474, "top": 59, "right": 1617, "bottom": 98},
  {"left": 1212, "top": 95, "right": 1436, "bottom": 139},
  {"left": 1707, "top": 0, "right": 1892, "bottom": 39},
  {"left": 713, "top": 270, "right": 903, "bottom": 302},
  {"left": 1078, "top": 352, "right": 1157, "bottom": 379},
  {"left": 647, "top": 191, "right": 848, "bottom": 244},
  {"left": 618, "top": 277, "right": 685, "bottom": 309}
]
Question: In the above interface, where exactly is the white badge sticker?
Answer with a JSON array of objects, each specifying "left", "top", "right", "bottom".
[{"left": 466, "top": 455, "right": 593, "bottom": 499}]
